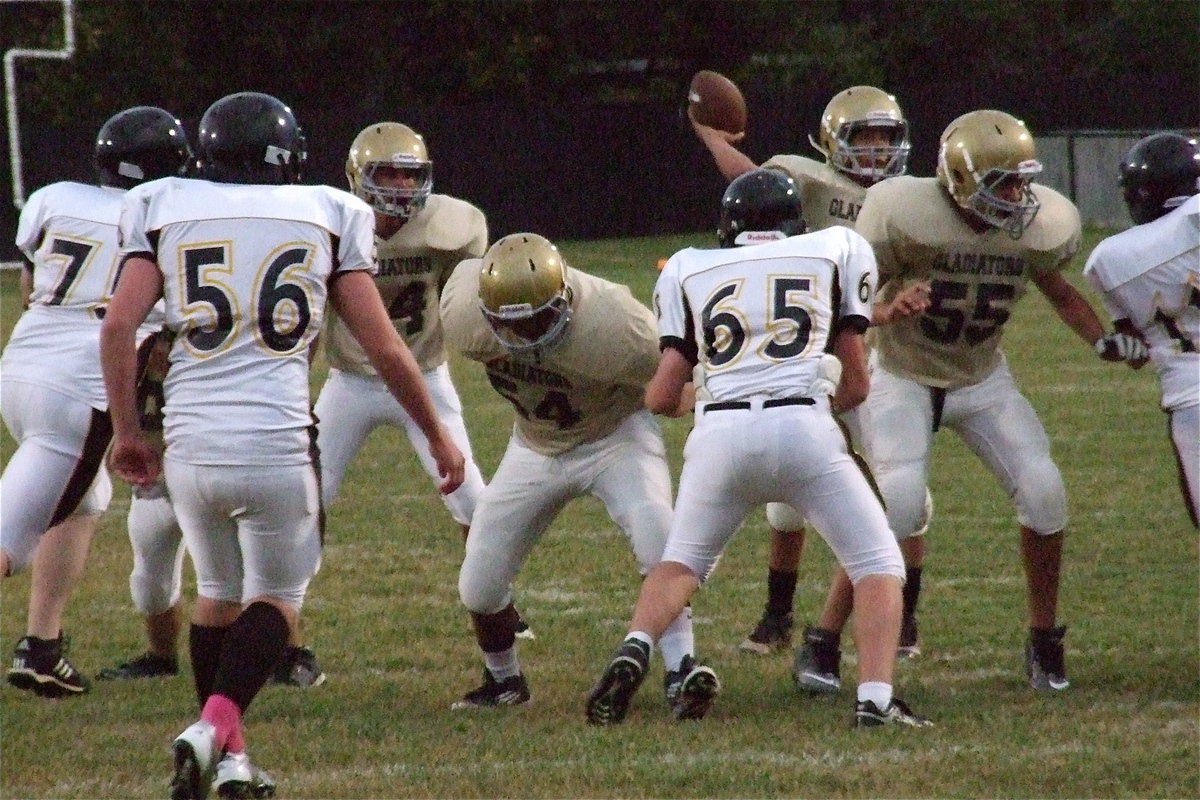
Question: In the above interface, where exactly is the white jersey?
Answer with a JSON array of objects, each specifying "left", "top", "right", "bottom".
[
  {"left": 654, "top": 227, "right": 876, "bottom": 402},
  {"left": 118, "top": 177, "right": 376, "bottom": 466},
  {"left": 1084, "top": 194, "right": 1200, "bottom": 411},
  {"left": 3, "top": 182, "right": 159, "bottom": 410}
]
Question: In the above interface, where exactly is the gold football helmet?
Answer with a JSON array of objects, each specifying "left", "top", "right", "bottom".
[
  {"left": 937, "top": 110, "right": 1042, "bottom": 237},
  {"left": 810, "top": 86, "right": 910, "bottom": 182},
  {"left": 479, "top": 233, "right": 572, "bottom": 352},
  {"left": 345, "top": 122, "right": 433, "bottom": 218}
]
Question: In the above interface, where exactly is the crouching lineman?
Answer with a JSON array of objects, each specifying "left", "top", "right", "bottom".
[{"left": 440, "top": 233, "right": 707, "bottom": 718}]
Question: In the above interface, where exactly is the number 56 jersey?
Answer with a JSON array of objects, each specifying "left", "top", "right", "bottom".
[
  {"left": 118, "top": 177, "right": 376, "bottom": 466},
  {"left": 655, "top": 227, "right": 876, "bottom": 402},
  {"left": 858, "top": 175, "right": 1080, "bottom": 389}
]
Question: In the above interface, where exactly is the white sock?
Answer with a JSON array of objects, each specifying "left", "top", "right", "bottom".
[
  {"left": 626, "top": 630, "right": 654, "bottom": 651},
  {"left": 857, "top": 681, "right": 893, "bottom": 709},
  {"left": 483, "top": 647, "right": 520, "bottom": 680},
  {"left": 657, "top": 607, "right": 695, "bottom": 672}
]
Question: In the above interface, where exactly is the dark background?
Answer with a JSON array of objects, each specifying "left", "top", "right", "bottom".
[{"left": 3, "top": 0, "right": 1198, "bottom": 261}]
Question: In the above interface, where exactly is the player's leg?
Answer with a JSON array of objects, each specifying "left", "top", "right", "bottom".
[
  {"left": 168, "top": 461, "right": 318, "bottom": 800},
  {"left": 454, "top": 439, "right": 570, "bottom": 708},
  {"left": 739, "top": 503, "right": 804, "bottom": 655},
  {"left": 2, "top": 385, "right": 112, "bottom": 697},
  {"left": 1169, "top": 404, "right": 1199, "bottom": 528},
  {"left": 100, "top": 482, "right": 186, "bottom": 680},
  {"left": 951, "top": 361, "right": 1069, "bottom": 691},
  {"left": 588, "top": 411, "right": 747, "bottom": 725},
  {"left": 587, "top": 411, "right": 716, "bottom": 719},
  {"left": 313, "top": 368, "right": 381, "bottom": 506},
  {"left": 790, "top": 444, "right": 929, "bottom": 727}
]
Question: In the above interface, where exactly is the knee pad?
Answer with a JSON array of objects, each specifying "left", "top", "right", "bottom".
[
  {"left": 876, "top": 462, "right": 929, "bottom": 539},
  {"left": 766, "top": 502, "right": 806, "bottom": 532},
  {"left": 1015, "top": 456, "right": 1068, "bottom": 535},
  {"left": 127, "top": 493, "right": 184, "bottom": 614},
  {"left": 457, "top": 554, "right": 513, "bottom": 615}
]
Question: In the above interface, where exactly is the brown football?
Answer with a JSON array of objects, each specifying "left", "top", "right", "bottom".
[{"left": 687, "top": 70, "right": 747, "bottom": 134}]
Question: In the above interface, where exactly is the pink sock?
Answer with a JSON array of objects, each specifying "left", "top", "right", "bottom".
[{"left": 201, "top": 694, "right": 245, "bottom": 754}]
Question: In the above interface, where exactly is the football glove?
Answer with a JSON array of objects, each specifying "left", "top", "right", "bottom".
[
  {"left": 1094, "top": 332, "right": 1148, "bottom": 363},
  {"left": 811, "top": 353, "right": 843, "bottom": 396}
]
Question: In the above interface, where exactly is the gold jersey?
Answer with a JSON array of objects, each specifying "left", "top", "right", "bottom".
[
  {"left": 441, "top": 259, "right": 660, "bottom": 456},
  {"left": 856, "top": 176, "right": 1081, "bottom": 388},
  {"left": 762, "top": 154, "right": 869, "bottom": 231},
  {"left": 324, "top": 194, "right": 487, "bottom": 375}
]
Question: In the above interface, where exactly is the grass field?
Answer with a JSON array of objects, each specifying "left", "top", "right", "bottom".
[{"left": 1, "top": 230, "right": 1197, "bottom": 799}]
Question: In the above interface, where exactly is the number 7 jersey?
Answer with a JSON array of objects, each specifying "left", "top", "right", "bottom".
[
  {"left": 118, "top": 177, "right": 376, "bottom": 466},
  {"left": 857, "top": 176, "right": 1080, "bottom": 389},
  {"left": 654, "top": 227, "right": 876, "bottom": 402}
]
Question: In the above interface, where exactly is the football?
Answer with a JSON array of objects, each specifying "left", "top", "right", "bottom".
[{"left": 687, "top": 70, "right": 747, "bottom": 135}]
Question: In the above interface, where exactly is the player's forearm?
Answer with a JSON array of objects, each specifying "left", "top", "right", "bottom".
[
  {"left": 1051, "top": 289, "right": 1107, "bottom": 347},
  {"left": 99, "top": 318, "right": 143, "bottom": 439},
  {"left": 372, "top": 342, "right": 445, "bottom": 440},
  {"left": 695, "top": 126, "right": 756, "bottom": 182}
]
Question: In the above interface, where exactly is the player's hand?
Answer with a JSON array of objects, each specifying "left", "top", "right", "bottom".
[
  {"left": 1094, "top": 332, "right": 1149, "bottom": 367},
  {"left": 429, "top": 430, "right": 466, "bottom": 495},
  {"left": 890, "top": 282, "right": 932, "bottom": 321},
  {"left": 109, "top": 434, "right": 162, "bottom": 489},
  {"left": 687, "top": 106, "right": 746, "bottom": 144}
]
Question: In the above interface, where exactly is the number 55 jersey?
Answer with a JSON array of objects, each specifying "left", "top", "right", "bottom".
[
  {"left": 857, "top": 175, "right": 1081, "bottom": 389},
  {"left": 117, "top": 177, "right": 375, "bottom": 466}
]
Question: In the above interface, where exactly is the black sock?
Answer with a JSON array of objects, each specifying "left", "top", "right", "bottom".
[
  {"left": 766, "top": 569, "right": 798, "bottom": 616},
  {"left": 903, "top": 566, "right": 923, "bottom": 619},
  {"left": 189, "top": 623, "right": 228, "bottom": 707},
  {"left": 210, "top": 602, "right": 289, "bottom": 713}
]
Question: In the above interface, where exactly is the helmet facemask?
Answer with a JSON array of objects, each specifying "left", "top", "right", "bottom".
[
  {"left": 961, "top": 159, "right": 1042, "bottom": 238},
  {"left": 827, "top": 118, "right": 911, "bottom": 181},
  {"left": 478, "top": 233, "right": 573, "bottom": 353},
  {"left": 482, "top": 290, "right": 572, "bottom": 353},
  {"left": 358, "top": 159, "right": 433, "bottom": 219}
]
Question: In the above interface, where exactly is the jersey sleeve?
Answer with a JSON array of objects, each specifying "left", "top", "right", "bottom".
[
  {"left": 118, "top": 184, "right": 155, "bottom": 257},
  {"left": 839, "top": 229, "right": 877, "bottom": 332},
  {"left": 439, "top": 257, "right": 504, "bottom": 362},
  {"left": 14, "top": 187, "right": 49, "bottom": 258},
  {"left": 332, "top": 193, "right": 377, "bottom": 276},
  {"left": 652, "top": 252, "right": 696, "bottom": 362},
  {"left": 853, "top": 182, "right": 902, "bottom": 284},
  {"left": 1082, "top": 244, "right": 1129, "bottom": 322}
]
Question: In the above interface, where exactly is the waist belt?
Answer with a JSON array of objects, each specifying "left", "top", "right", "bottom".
[{"left": 703, "top": 397, "right": 815, "bottom": 414}]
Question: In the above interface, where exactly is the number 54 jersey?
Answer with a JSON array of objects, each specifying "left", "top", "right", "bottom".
[
  {"left": 858, "top": 175, "right": 1081, "bottom": 389},
  {"left": 118, "top": 177, "right": 376, "bottom": 466},
  {"left": 655, "top": 227, "right": 876, "bottom": 402}
]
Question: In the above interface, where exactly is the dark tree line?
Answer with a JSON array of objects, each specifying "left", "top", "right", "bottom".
[{"left": 2, "top": 0, "right": 1197, "bottom": 252}]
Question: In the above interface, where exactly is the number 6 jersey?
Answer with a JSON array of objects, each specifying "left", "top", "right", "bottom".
[
  {"left": 857, "top": 175, "right": 1081, "bottom": 389},
  {"left": 654, "top": 227, "right": 876, "bottom": 402},
  {"left": 118, "top": 177, "right": 376, "bottom": 466}
]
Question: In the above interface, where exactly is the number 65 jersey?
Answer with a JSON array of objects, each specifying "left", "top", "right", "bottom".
[
  {"left": 118, "top": 177, "right": 376, "bottom": 466},
  {"left": 858, "top": 175, "right": 1080, "bottom": 389},
  {"left": 654, "top": 227, "right": 876, "bottom": 402}
]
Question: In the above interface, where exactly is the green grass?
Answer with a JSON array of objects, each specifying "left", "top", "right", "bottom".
[{"left": 1, "top": 230, "right": 1196, "bottom": 799}]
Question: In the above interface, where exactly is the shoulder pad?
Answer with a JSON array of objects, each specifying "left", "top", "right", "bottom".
[{"left": 422, "top": 195, "right": 488, "bottom": 255}]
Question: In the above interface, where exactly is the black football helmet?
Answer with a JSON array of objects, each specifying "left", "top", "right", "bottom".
[
  {"left": 196, "top": 92, "right": 307, "bottom": 185},
  {"left": 94, "top": 106, "right": 192, "bottom": 189},
  {"left": 1119, "top": 132, "right": 1200, "bottom": 224},
  {"left": 718, "top": 168, "right": 806, "bottom": 248}
]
